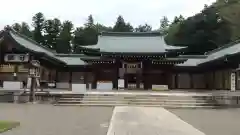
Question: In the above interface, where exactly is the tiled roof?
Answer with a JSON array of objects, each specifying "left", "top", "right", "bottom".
[
  {"left": 83, "top": 32, "right": 186, "bottom": 53},
  {"left": 177, "top": 59, "right": 204, "bottom": 66},
  {"left": 178, "top": 40, "right": 240, "bottom": 66},
  {"left": 199, "top": 41, "right": 240, "bottom": 64},
  {"left": 57, "top": 57, "right": 86, "bottom": 65},
  {"left": 8, "top": 30, "right": 86, "bottom": 66}
]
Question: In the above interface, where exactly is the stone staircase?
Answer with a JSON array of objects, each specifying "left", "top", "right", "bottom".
[{"left": 54, "top": 92, "right": 223, "bottom": 108}]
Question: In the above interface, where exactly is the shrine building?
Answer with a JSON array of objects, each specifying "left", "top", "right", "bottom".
[{"left": 0, "top": 28, "right": 240, "bottom": 91}]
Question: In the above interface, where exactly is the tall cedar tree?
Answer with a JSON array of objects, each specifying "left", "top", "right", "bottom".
[
  {"left": 113, "top": 16, "right": 133, "bottom": 32},
  {"left": 43, "top": 18, "right": 61, "bottom": 49},
  {"left": 32, "top": 12, "right": 45, "bottom": 45},
  {"left": 56, "top": 21, "right": 73, "bottom": 53}
]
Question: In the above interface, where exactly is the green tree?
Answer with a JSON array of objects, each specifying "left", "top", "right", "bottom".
[
  {"left": 43, "top": 18, "right": 61, "bottom": 49},
  {"left": 165, "top": 6, "right": 231, "bottom": 54},
  {"left": 20, "top": 22, "right": 32, "bottom": 38},
  {"left": 172, "top": 15, "right": 185, "bottom": 24},
  {"left": 32, "top": 12, "right": 45, "bottom": 45},
  {"left": 12, "top": 23, "right": 21, "bottom": 32},
  {"left": 56, "top": 21, "right": 73, "bottom": 53},
  {"left": 113, "top": 15, "right": 133, "bottom": 32},
  {"left": 84, "top": 14, "right": 94, "bottom": 28},
  {"left": 135, "top": 23, "right": 152, "bottom": 32},
  {"left": 95, "top": 23, "right": 112, "bottom": 33},
  {"left": 73, "top": 23, "right": 112, "bottom": 53},
  {"left": 73, "top": 27, "right": 85, "bottom": 51},
  {"left": 12, "top": 22, "right": 32, "bottom": 38},
  {"left": 160, "top": 16, "right": 169, "bottom": 35}
]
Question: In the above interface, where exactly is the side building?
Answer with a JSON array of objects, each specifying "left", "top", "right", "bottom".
[{"left": 0, "top": 28, "right": 240, "bottom": 91}]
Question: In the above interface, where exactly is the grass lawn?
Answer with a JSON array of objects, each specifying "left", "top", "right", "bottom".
[{"left": 0, "top": 121, "right": 20, "bottom": 133}]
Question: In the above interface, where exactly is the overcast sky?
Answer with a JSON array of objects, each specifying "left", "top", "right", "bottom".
[{"left": 1, "top": 0, "right": 216, "bottom": 30}]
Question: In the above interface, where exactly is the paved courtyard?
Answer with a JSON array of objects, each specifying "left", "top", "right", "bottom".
[
  {"left": 1, "top": 103, "right": 240, "bottom": 135},
  {"left": 0, "top": 104, "right": 113, "bottom": 135},
  {"left": 169, "top": 108, "right": 240, "bottom": 135}
]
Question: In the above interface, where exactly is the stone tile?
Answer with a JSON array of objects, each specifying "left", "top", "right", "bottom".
[
  {"left": 0, "top": 104, "right": 113, "bottom": 135},
  {"left": 107, "top": 106, "right": 205, "bottom": 135},
  {"left": 169, "top": 108, "right": 240, "bottom": 135}
]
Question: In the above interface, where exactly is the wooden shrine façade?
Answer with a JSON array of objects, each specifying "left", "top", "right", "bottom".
[{"left": 0, "top": 27, "right": 240, "bottom": 91}]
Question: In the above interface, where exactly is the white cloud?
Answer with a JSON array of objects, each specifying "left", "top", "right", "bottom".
[{"left": 0, "top": 0, "right": 216, "bottom": 29}]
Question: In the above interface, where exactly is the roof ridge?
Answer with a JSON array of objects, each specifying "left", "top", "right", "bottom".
[
  {"left": 178, "top": 55, "right": 207, "bottom": 58},
  {"left": 100, "top": 32, "right": 162, "bottom": 37},
  {"left": 205, "top": 39, "right": 240, "bottom": 55},
  {"left": 8, "top": 29, "right": 56, "bottom": 54}
]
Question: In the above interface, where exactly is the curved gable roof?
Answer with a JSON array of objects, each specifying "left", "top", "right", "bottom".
[
  {"left": 83, "top": 32, "right": 186, "bottom": 53},
  {"left": 5, "top": 29, "right": 86, "bottom": 66}
]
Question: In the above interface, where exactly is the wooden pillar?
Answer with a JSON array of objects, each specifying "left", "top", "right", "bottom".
[
  {"left": 212, "top": 71, "right": 215, "bottom": 90},
  {"left": 124, "top": 74, "right": 128, "bottom": 89},
  {"left": 55, "top": 70, "right": 58, "bottom": 88},
  {"left": 48, "top": 70, "right": 51, "bottom": 82},
  {"left": 112, "top": 68, "right": 118, "bottom": 90},
  {"left": 13, "top": 65, "right": 18, "bottom": 81},
  {"left": 222, "top": 70, "right": 225, "bottom": 89},
  {"left": 92, "top": 71, "right": 97, "bottom": 89},
  {"left": 175, "top": 73, "right": 178, "bottom": 89},
  {"left": 136, "top": 71, "right": 140, "bottom": 89},
  {"left": 69, "top": 71, "right": 72, "bottom": 90},
  {"left": 166, "top": 72, "right": 172, "bottom": 89},
  {"left": 143, "top": 73, "right": 148, "bottom": 90},
  {"left": 84, "top": 72, "right": 89, "bottom": 90},
  {"left": 190, "top": 73, "right": 194, "bottom": 89},
  {"left": 204, "top": 73, "right": 209, "bottom": 89},
  {"left": 143, "top": 61, "right": 149, "bottom": 90}
]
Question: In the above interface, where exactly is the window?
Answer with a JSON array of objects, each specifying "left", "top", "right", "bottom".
[
  {"left": 19, "top": 55, "right": 25, "bottom": 61},
  {"left": 7, "top": 55, "right": 14, "bottom": 61}
]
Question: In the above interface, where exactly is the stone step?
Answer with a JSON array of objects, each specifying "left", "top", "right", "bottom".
[
  {"left": 60, "top": 96, "right": 214, "bottom": 100},
  {"left": 54, "top": 103, "right": 221, "bottom": 108},
  {"left": 57, "top": 100, "right": 216, "bottom": 105},
  {"left": 59, "top": 98, "right": 211, "bottom": 103},
  {"left": 82, "top": 94, "right": 214, "bottom": 98}
]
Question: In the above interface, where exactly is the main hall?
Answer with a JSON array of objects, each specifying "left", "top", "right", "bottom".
[{"left": 0, "top": 27, "right": 240, "bottom": 91}]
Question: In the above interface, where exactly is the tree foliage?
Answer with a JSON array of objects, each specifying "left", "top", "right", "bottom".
[
  {"left": 113, "top": 16, "right": 133, "bottom": 32},
  {"left": 172, "top": 15, "right": 185, "bottom": 24},
  {"left": 160, "top": 16, "right": 169, "bottom": 35},
  {"left": 135, "top": 23, "right": 152, "bottom": 32},
  {"left": 165, "top": 6, "right": 232, "bottom": 54},
  {"left": 43, "top": 18, "right": 61, "bottom": 49},
  {"left": 56, "top": 21, "right": 73, "bottom": 53},
  {"left": 12, "top": 22, "right": 32, "bottom": 38},
  {"left": 32, "top": 12, "right": 45, "bottom": 45},
  {"left": 10, "top": 2, "right": 239, "bottom": 55}
]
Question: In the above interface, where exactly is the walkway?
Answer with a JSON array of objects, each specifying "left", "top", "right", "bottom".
[{"left": 107, "top": 106, "right": 205, "bottom": 135}]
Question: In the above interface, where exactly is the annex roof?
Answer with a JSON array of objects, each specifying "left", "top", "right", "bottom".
[{"left": 6, "top": 29, "right": 86, "bottom": 66}]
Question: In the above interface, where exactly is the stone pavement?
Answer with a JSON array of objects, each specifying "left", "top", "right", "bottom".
[
  {"left": 107, "top": 106, "right": 205, "bottom": 135},
  {"left": 2, "top": 103, "right": 240, "bottom": 135},
  {"left": 0, "top": 104, "right": 113, "bottom": 135},
  {"left": 169, "top": 108, "right": 240, "bottom": 135}
]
